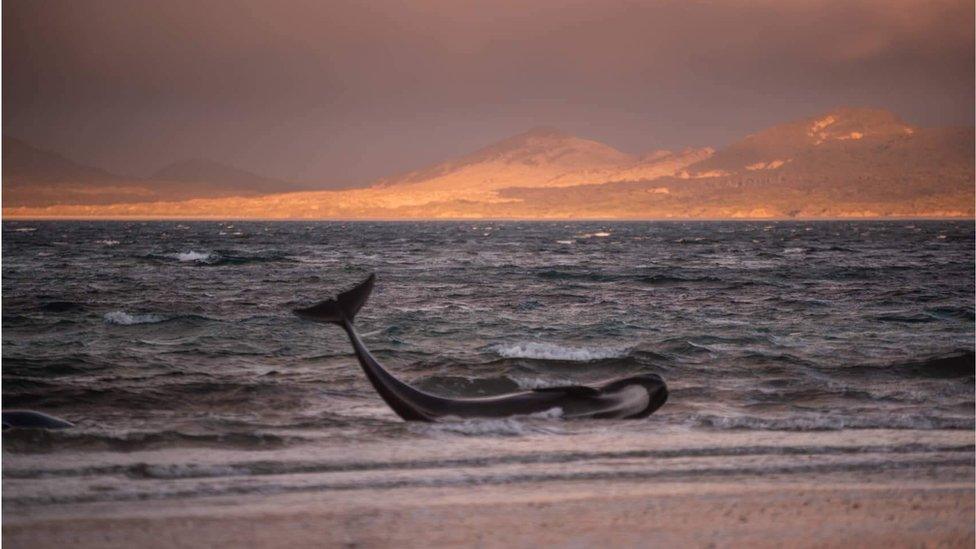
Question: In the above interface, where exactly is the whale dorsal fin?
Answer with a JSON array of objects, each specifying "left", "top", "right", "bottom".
[{"left": 532, "top": 385, "right": 601, "bottom": 397}]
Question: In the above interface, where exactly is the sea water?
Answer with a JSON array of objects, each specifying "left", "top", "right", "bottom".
[{"left": 3, "top": 220, "right": 973, "bottom": 508}]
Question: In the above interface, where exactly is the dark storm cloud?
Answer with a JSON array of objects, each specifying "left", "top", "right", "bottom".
[{"left": 4, "top": 0, "right": 973, "bottom": 184}]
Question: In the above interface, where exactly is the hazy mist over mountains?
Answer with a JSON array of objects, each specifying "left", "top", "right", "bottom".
[
  {"left": 3, "top": 139, "right": 318, "bottom": 207},
  {"left": 5, "top": 0, "right": 972, "bottom": 219},
  {"left": 6, "top": 0, "right": 973, "bottom": 184},
  {"left": 4, "top": 107, "right": 973, "bottom": 219}
]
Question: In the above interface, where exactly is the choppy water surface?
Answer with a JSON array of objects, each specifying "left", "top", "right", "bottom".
[{"left": 3, "top": 221, "right": 973, "bottom": 508}]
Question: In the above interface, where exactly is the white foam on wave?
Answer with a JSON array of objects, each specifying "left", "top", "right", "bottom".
[
  {"left": 508, "top": 375, "right": 574, "bottom": 389},
  {"left": 493, "top": 341, "right": 629, "bottom": 361},
  {"left": 555, "top": 240, "right": 575, "bottom": 245},
  {"left": 14, "top": 227, "right": 36, "bottom": 232},
  {"left": 104, "top": 311, "right": 167, "bottom": 325},
  {"left": 172, "top": 250, "right": 215, "bottom": 263},
  {"left": 691, "top": 413, "right": 974, "bottom": 431},
  {"left": 97, "top": 239, "right": 120, "bottom": 246},
  {"left": 411, "top": 408, "right": 565, "bottom": 437},
  {"left": 578, "top": 231, "right": 611, "bottom": 239},
  {"left": 137, "top": 463, "right": 243, "bottom": 479}
]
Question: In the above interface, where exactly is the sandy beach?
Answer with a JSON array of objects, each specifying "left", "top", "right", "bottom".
[
  {"left": 5, "top": 477, "right": 973, "bottom": 548},
  {"left": 5, "top": 427, "right": 974, "bottom": 548}
]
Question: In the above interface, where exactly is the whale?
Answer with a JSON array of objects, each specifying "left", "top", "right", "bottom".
[
  {"left": 2, "top": 410, "right": 74, "bottom": 430},
  {"left": 294, "top": 274, "right": 668, "bottom": 421}
]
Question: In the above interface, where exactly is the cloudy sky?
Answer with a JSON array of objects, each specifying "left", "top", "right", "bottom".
[{"left": 4, "top": 0, "right": 973, "bottom": 186}]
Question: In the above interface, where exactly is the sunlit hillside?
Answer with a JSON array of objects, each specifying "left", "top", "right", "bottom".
[{"left": 4, "top": 108, "right": 973, "bottom": 219}]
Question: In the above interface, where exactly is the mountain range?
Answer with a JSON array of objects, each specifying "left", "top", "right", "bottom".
[
  {"left": 4, "top": 107, "right": 973, "bottom": 219},
  {"left": 3, "top": 139, "right": 311, "bottom": 207}
]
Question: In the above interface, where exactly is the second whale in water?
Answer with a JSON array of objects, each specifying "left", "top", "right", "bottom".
[{"left": 294, "top": 274, "right": 668, "bottom": 421}]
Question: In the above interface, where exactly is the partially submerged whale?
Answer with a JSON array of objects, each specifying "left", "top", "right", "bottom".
[
  {"left": 295, "top": 274, "right": 668, "bottom": 421},
  {"left": 2, "top": 410, "right": 74, "bottom": 430}
]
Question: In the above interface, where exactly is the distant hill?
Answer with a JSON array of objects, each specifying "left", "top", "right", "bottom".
[
  {"left": 374, "top": 126, "right": 711, "bottom": 195},
  {"left": 686, "top": 107, "right": 919, "bottom": 176},
  {"left": 2, "top": 139, "right": 311, "bottom": 207},
  {"left": 150, "top": 158, "right": 308, "bottom": 195},
  {"left": 495, "top": 108, "right": 975, "bottom": 219},
  {"left": 2, "top": 138, "right": 153, "bottom": 207},
  {"left": 3, "top": 138, "right": 128, "bottom": 185},
  {"left": 5, "top": 107, "right": 973, "bottom": 218}
]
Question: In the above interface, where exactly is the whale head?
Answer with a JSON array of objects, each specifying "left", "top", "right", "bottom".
[
  {"left": 646, "top": 376, "right": 669, "bottom": 415},
  {"left": 600, "top": 373, "right": 668, "bottom": 418}
]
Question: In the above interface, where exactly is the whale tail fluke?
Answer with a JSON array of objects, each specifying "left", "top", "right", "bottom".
[{"left": 294, "top": 273, "right": 375, "bottom": 325}]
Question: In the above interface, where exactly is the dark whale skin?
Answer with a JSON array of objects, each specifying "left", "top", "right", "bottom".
[
  {"left": 295, "top": 274, "right": 669, "bottom": 422},
  {"left": 2, "top": 410, "right": 74, "bottom": 430}
]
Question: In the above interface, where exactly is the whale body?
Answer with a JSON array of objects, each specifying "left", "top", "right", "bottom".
[
  {"left": 2, "top": 410, "right": 74, "bottom": 430},
  {"left": 294, "top": 274, "right": 668, "bottom": 421}
]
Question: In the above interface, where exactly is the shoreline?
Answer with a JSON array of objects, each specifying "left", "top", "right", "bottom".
[
  {"left": 5, "top": 479, "right": 973, "bottom": 548},
  {"left": 3, "top": 215, "right": 974, "bottom": 222}
]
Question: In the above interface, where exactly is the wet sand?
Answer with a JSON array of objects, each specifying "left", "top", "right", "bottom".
[{"left": 5, "top": 477, "right": 973, "bottom": 548}]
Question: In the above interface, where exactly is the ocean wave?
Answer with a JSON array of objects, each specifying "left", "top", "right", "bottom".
[
  {"left": 419, "top": 373, "right": 595, "bottom": 394},
  {"left": 2, "top": 429, "right": 300, "bottom": 453},
  {"left": 10, "top": 441, "right": 972, "bottom": 482},
  {"left": 8, "top": 454, "right": 973, "bottom": 507},
  {"left": 39, "top": 300, "right": 85, "bottom": 313},
  {"left": 925, "top": 307, "right": 976, "bottom": 321},
  {"left": 874, "top": 310, "right": 975, "bottom": 324},
  {"left": 3, "top": 356, "right": 107, "bottom": 377},
  {"left": 638, "top": 274, "right": 724, "bottom": 286},
  {"left": 535, "top": 269, "right": 618, "bottom": 282},
  {"left": 2, "top": 376, "right": 315, "bottom": 414},
  {"left": 173, "top": 250, "right": 215, "bottom": 263},
  {"left": 507, "top": 375, "right": 576, "bottom": 389},
  {"left": 415, "top": 375, "right": 520, "bottom": 397},
  {"left": 103, "top": 311, "right": 167, "bottom": 325},
  {"left": 492, "top": 342, "right": 630, "bottom": 361},
  {"left": 875, "top": 313, "right": 934, "bottom": 323},
  {"left": 410, "top": 408, "right": 565, "bottom": 437},
  {"left": 130, "top": 463, "right": 246, "bottom": 479},
  {"left": 534, "top": 270, "right": 726, "bottom": 286},
  {"left": 881, "top": 351, "right": 974, "bottom": 379},
  {"left": 145, "top": 249, "right": 292, "bottom": 266},
  {"left": 689, "top": 413, "right": 975, "bottom": 431},
  {"left": 3, "top": 220, "right": 973, "bottom": 463}
]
